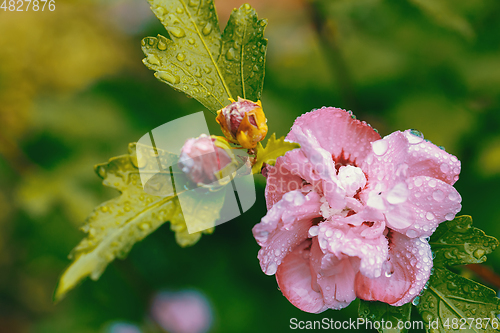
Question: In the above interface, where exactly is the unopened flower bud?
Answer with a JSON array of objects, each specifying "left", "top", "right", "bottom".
[
  {"left": 178, "top": 134, "right": 236, "bottom": 185},
  {"left": 216, "top": 97, "right": 268, "bottom": 149}
]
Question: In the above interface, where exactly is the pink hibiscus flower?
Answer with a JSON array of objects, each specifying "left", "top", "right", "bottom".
[{"left": 252, "top": 107, "right": 462, "bottom": 313}]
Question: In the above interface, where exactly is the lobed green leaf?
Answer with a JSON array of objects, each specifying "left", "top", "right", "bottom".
[
  {"left": 359, "top": 300, "right": 412, "bottom": 333},
  {"left": 415, "top": 216, "right": 500, "bottom": 332},
  {"left": 417, "top": 267, "right": 500, "bottom": 332},
  {"left": 430, "top": 215, "right": 499, "bottom": 267},
  {"left": 218, "top": 4, "right": 267, "bottom": 101},
  {"left": 251, "top": 133, "right": 300, "bottom": 174},
  {"left": 142, "top": 0, "right": 267, "bottom": 113},
  {"left": 54, "top": 143, "right": 221, "bottom": 301}
]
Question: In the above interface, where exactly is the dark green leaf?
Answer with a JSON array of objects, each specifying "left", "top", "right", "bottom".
[
  {"left": 417, "top": 216, "right": 500, "bottom": 332},
  {"left": 430, "top": 215, "right": 499, "bottom": 267},
  {"left": 359, "top": 300, "right": 412, "bottom": 333},
  {"left": 417, "top": 267, "right": 500, "bottom": 332}
]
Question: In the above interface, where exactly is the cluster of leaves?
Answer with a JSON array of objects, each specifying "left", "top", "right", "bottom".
[
  {"left": 141, "top": 0, "right": 268, "bottom": 113},
  {"left": 56, "top": 0, "right": 299, "bottom": 300},
  {"left": 359, "top": 216, "right": 500, "bottom": 333}
]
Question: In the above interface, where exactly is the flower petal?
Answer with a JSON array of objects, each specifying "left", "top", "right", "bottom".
[
  {"left": 309, "top": 239, "right": 357, "bottom": 309},
  {"left": 389, "top": 176, "right": 462, "bottom": 238},
  {"left": 264, "top": 156, "right": 305, "bottom": 209},
  {"left": 355, "top": 232, "right": 433, "bottom": 306},
  {"left": 252, "top": 191, "right": 322, "bottom": 275},
  {"left": 403, "top": 130, "right": 461, "bottom": 185},
  {"left": 287, "top": 107, "right": 381, "bottom": 165},
  {"left": 289, "top": 126, "right": 346, "bottom": 210},
  {"left": 276, "top": 240, "right": 327, "bottom": 313},
  {"left": 362, "top": 130, "right": 461, "bottom": 189},
  {"left": 317, "top": 221, "right": 388, "bottom": 279}
]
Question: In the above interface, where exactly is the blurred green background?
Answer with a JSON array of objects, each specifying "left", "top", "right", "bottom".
[{"left": 1, "top": 0, "right": 500, "bottom": 332}]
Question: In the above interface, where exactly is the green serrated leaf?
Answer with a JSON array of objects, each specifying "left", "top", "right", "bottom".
[
  {"left": 218, "top": 4, "right": 267, "bottom": 101},
  {"left": 54, "top": 143, "right": 221, "bottom": 301},
  {"left": 417, "top": 267, "right": 500, "bottom": 333},
  {"left": 359, "top": 300, "right": 412, "bottom": 333},
  {"left": 142, "top": 1, "right": 267, "bottom": 113},
  {"left": 417, "top": 216, "right": 500, "bottom": 332},
  {"left": 251, "top": 133, "right": 300, "bottom": 174},
  {"left": 430, "top": 215, "right": 499, "bottom": 267}
]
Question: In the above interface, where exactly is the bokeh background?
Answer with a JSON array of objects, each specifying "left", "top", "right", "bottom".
[{"left": 1, "top": 0, "right": 500, "bottom": 332}]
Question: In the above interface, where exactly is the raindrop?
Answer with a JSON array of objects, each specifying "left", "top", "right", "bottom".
[
  {"left": 412, "top": 296, "right": 420, "bottom": 306},
  {"left": 372, "top": 140, "right": 388, "bottom": 156},
  {"left": 202, "top": 22, "right": 213, "bottom": 35},
  {"left": 157, "top": 40, "right": 167, "bottom": 51},
  {"left": 168, "top": 26, "right": 186, "bottom": 38},
  {"left": 473, "top": 249, "right": 485, "bottom": 259},
  {"left": 432, "top": 190, "right": 444, "bottom": 201},
  {"left": 406, "top": 229, "right": 418, "bottom": 238},
  {"left": 226, "top": 48, "right": 235, "bottom": 61},
  {"left": 408, "top": 129, "right": 424, "bottom": 144},
  {"left": 156, "top": 71, "right": 180, "bottom": 84},
  {"left": 440, "top": 163, "right": 449, "bottom": 173},
  {"left": 176, "top": 53, "right": 185, "bottom": 61},
  {"left": 445, "top": 213, "right": 455, "bottom": 221}
]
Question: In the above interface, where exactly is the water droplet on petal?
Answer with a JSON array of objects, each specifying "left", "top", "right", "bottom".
[
  {"left": 406, "top": 229, "right": 418, "bottom": 238},
  {"left": 266, "top": 262, "right": 277, "bottom": 275},
  {"left": 408, "top": 129, "right": 424, "bottom": 144},
  {"left": 440, "top": 163, "right": 450, "bottom": 173},
  {"left": 445, "top": 213, "right": 455, "bottom": 221},
  {"left": 426, "top": 212, "right": 435, "bottom": 220},
  {"left": 372, "top": 139, "right": 388, "bottom": 156},
  {"left": 432, "top": 190, "right": 444, "bottom": 201}
]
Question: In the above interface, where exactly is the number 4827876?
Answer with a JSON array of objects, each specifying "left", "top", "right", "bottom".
[{"left": 1, "top": 0, "right": 55, "bottom": 11}]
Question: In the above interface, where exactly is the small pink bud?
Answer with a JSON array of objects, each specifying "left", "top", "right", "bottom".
[{"left": 178, "top": 134, "right": 235, "bottom": 185}]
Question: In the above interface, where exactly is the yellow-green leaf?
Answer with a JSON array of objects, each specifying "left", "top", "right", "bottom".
[
  {"left": 218, "top": 4, "right": 267, "bottom": 101},
  {"left": 141, "top": 1, "right": 267, "bottom": 113},
  {"left": 252, "top": 133, "right": 300, "bottom": 174},
  {"left": 54, "top": 143, "right": 219, "bottom": 301}
]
